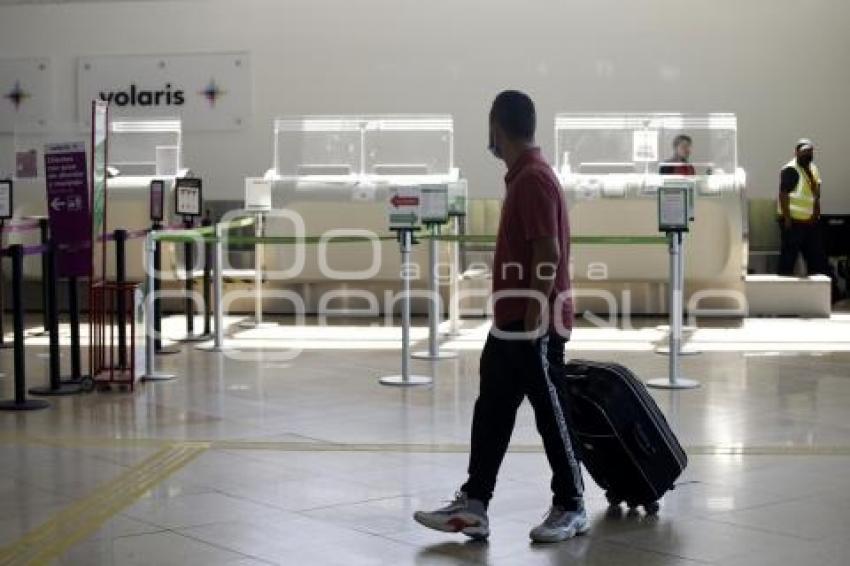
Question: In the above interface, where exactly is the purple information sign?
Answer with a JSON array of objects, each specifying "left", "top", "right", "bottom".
[{"left": 44, "top": 142, "right": 92, "bottom": 278}]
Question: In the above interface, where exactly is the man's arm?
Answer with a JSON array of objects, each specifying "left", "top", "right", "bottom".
[
  {"left": 524, "top": 236, "right": 560, "bottom": 335},
  {"left": 779, "top": 167, "right": 798, "bottom": 228}
]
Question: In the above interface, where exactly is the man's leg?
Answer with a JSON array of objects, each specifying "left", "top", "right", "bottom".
[
  {"left": 461, "top": 331, "right": 525, "bottom": 506},
  {"left": 778, "top": 221, "right": 802, "bottom": 276},
  {"left": 802, "top": 223, "right": 839, "bottom": 301},
  {"left": 521, "top": 335, "right": 583, "bottom": 510}
]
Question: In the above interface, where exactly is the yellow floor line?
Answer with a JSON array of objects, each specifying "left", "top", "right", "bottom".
[
  {"left": 0, "top": 442, "right": 208, "bottom": 566},
  {"left": 1, "top": 434, "right": 849, "bottom": 457}
]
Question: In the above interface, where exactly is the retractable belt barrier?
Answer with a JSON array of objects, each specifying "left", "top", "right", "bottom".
[
  {"left": 147, "top": 227, "right": 667, "bottom": 363},
  {"left": 0, "top": 220, "right": 41, "bottom": 234},
  {"left": 0, "top": 245, "right": 50, "bottom": 411},
  {"left": 151, "top": 233, "right": 668, "bottom": 246}
]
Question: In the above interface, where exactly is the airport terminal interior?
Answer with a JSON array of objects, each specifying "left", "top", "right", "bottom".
[{"left": 1, "top": 1, "right": 849, "bottom": 564}]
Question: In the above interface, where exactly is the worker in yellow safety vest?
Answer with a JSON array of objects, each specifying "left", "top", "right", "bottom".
[{"left": 776, "top": 139, "right": 833, "bottom": 288}]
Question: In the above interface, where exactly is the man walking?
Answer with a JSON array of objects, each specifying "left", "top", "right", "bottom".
[{"left": 413, "top": 91, "right": 587, "bottom": 543}]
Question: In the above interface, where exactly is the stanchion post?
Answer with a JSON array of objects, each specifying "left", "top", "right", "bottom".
[
  {"left": 141, "top": 231, "right": 175, "bottom": 382},
  {"left": 0, "top": 245, "right": 49, "bottom": 411},
  {"left": 177, "top": 217, "right": 205, "bottom": 342},
  {"left": 380, "top": 228, "right": 431, "bottom": 387},
  {"left": 61, "top": 276, "right": 92, "bottom": 390},
  {"left": 185, "top": 219, "right": 194, "bottom": 336},
  {"left": 0, "top": 219, "right": 6, "bottom": 351},
  {"left": 214, "top": 222, "right": 224, "bottom": 350},
  {"left": 240, "top": 211, "right": 274, "bottom": 329},
  {"left": 413, "top": 223, "right": 456, "bottom": 361},
  {"left": 30, "top": 242, "right": 82, "bottom": 396},
  {"left": 35, "top": 217, "right": 50, "bottom": 336},
  {"left": 202, "top": 213, "right": 213, "bottom": 336},
  {"left": 151, "top": 220, "right": 179, "bottom": 355},
  {"left": 115, "top": 229, "right": 128, "bottom": 368},
  {"left": 647, "top": 232, "right": 699, "bottom": 390},
  {"left": 447, "top": 215, "right": 462, "bottom": 337}
]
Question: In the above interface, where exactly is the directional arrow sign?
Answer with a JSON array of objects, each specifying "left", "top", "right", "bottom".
[
  {"left": 390, "top": 194, "right": 419, "bottom": 208},
  {"left": 50, "top": 197, "right": 66, "bottom": 211},
  {"left": 387, "top": 186, "right": 421, "bottom": 229}
]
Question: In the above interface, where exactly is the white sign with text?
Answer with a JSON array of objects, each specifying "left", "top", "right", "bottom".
[{"left": 77, "top": 52, "right": 251, "bottom": 131}]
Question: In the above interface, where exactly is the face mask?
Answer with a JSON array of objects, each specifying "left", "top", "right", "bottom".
[{"left": 798, "top": 154, "right": 813, "bottom": 167}]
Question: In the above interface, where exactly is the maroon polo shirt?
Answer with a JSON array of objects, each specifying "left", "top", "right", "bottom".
[{"left": 492, "top": 148, "right": 574, "bottom": 333}]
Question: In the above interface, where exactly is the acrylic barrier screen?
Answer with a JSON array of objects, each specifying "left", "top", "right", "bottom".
[
  {"left": 110, "top": 119, "right": 181, "bottom": 177},
  {"left": 273, "top": 115, "right": 454, "bottom": 180},
  {"left": 555, "top": 114, "right": 738, "bottom": 177}
]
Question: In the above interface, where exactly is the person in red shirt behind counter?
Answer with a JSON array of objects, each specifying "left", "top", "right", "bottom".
[{"left": 659, "top": 134, "right": 696, "bottom": 176}]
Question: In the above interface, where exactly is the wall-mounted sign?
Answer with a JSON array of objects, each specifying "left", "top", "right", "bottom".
[
  {"left": 0, "top": 58, "right": 51, "bottom": 133},
  {"left": 387, "top": 186, "right": 420, "bottom": 229},
  {"left": 175, "top": 177, "right": 202, "bottom": 217},
  {"left": 45, "top": 142, "right": 92, "bottom": 277},
  {"left": 77, "top": 52, "right": 251, "bottom": 131}
]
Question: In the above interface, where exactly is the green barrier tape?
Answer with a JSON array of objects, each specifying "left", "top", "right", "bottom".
[
  {"left": 431, "top": 234, "right": 667, "bottom": 245},
  {"left": 154, "top": 230, "right": 666, "bottom": 246},
  {"left": 154, "top": 217, "right": 256, "bottom": 241}
]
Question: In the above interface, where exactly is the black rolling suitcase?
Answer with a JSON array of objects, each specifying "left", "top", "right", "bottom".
[{"left": 556, "top": 359, "right": 687, "bottom": 514}]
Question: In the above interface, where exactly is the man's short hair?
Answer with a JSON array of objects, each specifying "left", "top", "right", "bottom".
[
  {"left": 490, "top": 90, "right": 536, "bottom": 141},
  {"left": 673, "top": 134, "right": 692, "bottom": 148}
]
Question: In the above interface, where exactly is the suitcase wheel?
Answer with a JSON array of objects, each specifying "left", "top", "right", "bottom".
[
  {"left": 643, "top": 501, "right": 660, "bottom": 515},
  {"left": 605, "top": 491, "right": 622, "bottom": 507}
]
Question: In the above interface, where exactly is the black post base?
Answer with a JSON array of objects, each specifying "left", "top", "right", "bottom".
[
  {"left": 156, "top": 344, "right": 182, "bottom": 355},
  {"left": 29, "top": 382, "right": 83, "bottom": 397},
  {"left": 60, "top": 375, "right": 95, "bottom": 392},
  {"left": 0, "top": 342, "right": 12, "bottom": 350},
  {"left": 175, "top": 334, "right": 210, "bottom": 343},
  {"left": 0, "top": 398, "right": 50, "bottom": 411}
]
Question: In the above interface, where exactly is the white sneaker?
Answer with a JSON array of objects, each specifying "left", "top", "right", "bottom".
[
  {"left": 529, "top": 505, "right": 589, "bottom": 543},
  {"left": 413, "top": 491, "right": 490, "bottom": 540}
]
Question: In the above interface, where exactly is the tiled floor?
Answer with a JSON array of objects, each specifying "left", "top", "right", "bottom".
[{"left": 1, "top": 314, "right": 850, "bottom": 564}]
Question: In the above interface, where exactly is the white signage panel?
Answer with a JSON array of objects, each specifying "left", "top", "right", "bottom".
[
  {"left": 77, "top": 53, "right": 251, "bottom": 131},
  {"left": 420, "top": 184, "right": 448, "bottom": 224},
  {"left": 387, "top": 186, "right": 421, "bottom": 229},
  {"left": 244, "top": 177, "right": 272, "bottom": 212},
  {"left": 658, "top": 184, "right": 689, "bottom": 232},
  {"left": 633, "top": 129, "right": 659, "bottom": 163},
  {"left": 0, "top": 58, "right": 51, "bottom": 133}
]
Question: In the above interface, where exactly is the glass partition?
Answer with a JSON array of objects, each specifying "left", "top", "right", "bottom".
[
  {"left": 554, "top": 113, "right": 743, "bottom": 200},
  {"left": 273, "top": 114, "right": 456, "bottom": 184},
  {"left": 109, "top": 118, "right": 182, "bottom": 177},
  {"left": 1, "top": 124, "right": 87, "bottom": 181}
]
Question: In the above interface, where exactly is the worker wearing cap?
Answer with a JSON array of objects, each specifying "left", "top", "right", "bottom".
[{"left": 776, "top": 139, "right": 831, "bottom": 282}]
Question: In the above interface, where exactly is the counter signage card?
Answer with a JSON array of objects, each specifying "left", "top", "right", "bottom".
[
  {"left": 0, "top": 179, "right": 12, "bottom": 220},
  {"left": 658, "top": 184, "right": 689, "bottom": 232},
  {"left": 387, "top": 186, "right": 420, "bottom": 229},
  {"left": 633, "top": 130, "right": 659, "bottom": 163},
  {"left": 244, "top": 178, "right": 272, "bottom": 212},
  {"left": 448, "top": 179, "right": 468, "bottom": 217},
  {"left": 420, "top": 184, "right": 449, "bottom": 224},
  {"left": 149, "top": 179, "right": 164, "bottom": 222},
  {"left": 44, "top": 141, "right": 92, "bottom": 277},
  {"left": 175, "top": 178, "right": 202, "bottom": 217}
]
